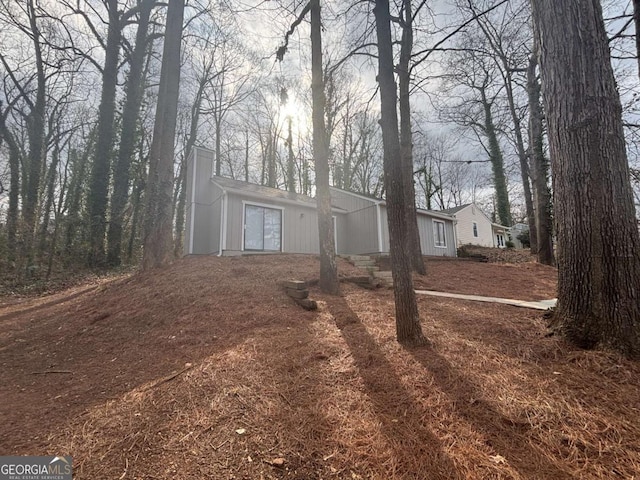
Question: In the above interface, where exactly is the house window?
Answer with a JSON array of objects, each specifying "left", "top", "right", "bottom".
[
  {"left": 244, "top": 204, "right": 282, "bottom": 251},
  {"left": 496, "top": 234, "right": 504, "bottom": 247},
  {"left": 434, "top": 220, "right": 446, "bottom": 247},
  {"left": 473, "top": 222, "right": 478, "bottom": 237}
]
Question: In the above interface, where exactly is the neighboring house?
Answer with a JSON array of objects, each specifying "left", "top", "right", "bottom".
[
  {"left": 184, "top": 146, "right": 457, "bottom": 257},
  {"left": 441, "top": 203, "right": 511, "bottom": 248}
]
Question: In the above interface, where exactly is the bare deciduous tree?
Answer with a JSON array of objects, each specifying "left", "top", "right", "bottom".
[{"left": 375, "top": 0, "right": 426, "bottom": 346}]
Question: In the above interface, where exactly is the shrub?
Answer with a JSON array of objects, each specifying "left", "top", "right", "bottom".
[{"left": 517, "top": 230, "right": 530, "bottom": 248}]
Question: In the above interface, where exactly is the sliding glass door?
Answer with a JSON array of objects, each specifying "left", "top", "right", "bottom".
[{"left": 244, "top": 204, "right": 282, "bottom": 251}]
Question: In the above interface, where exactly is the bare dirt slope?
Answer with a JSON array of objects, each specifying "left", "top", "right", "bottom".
[{"left": 1, "top": 254, "right": 639, "bottom": 479}]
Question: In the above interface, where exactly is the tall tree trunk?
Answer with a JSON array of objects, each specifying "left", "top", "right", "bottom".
[
  {"left": 46, "top": 165, "right": 69, "bottom": 279},
  {"left": 341, "top": 121, "right": 350, "bottom": 190},
  {"left": 398, "top": 0, "right": 425, "bottom": 274},
  {"left": 527, "top": 45, "right": 554, "bottom": 266},
  {"left": 267, "top": 133, "right": 276, "bottom": 187},
  {"left": 634, "top": 0, "right": 640, "bottom": 81},
  {"left": 502, "top": 68, "right": 536, "bottom": 252},
  {"left": 127, "top": 145, "right": 146, "bottom": 262},
  {"left": 87, "top": 0, "right": 121, "bottom": 266},
  {"left": 38, "top": 133, "right": 61, "bottom": 257},
  {"left": 173, "top": 161, "right": 186, "bottom": 257},
  {"left": 302, "top": 155, "right": 310, "bottom": 195},
  {"left": 64, "top": 141, "right": 92, "bottom": 258},
  {"left": 22, "top": 0, "right": 47, "bottom": 268},
  {"left": 531, "top": 0, "right": 640, "bottom": 357},
  {"left": 107, "top": 0, "right": 154, "bottom": 266},
  {"left": 245, "top": 129, "right": 250, "bottom": 182},
  {"left": 260, "top": 133, "right": 267, "bottom": 185},
  {"left": 374, "top": 0, "right": 426, "bottom": 346},
  {"left": 310, "top": 0, "right": 339, "bottom": 294},
  {"left": 480, "top": 87, "right": 511, "bottom": 227},
  {"left": 0, "top": 114, "right": 20, "bottom": 265},
  {"left": 215, "top": 119, "right": 222, "bottom": 176},
  {"left": 286, "top": 116, "right": 296, "bottom": 192},
  {"left": 142, "top": 0, "right": 184, "bottom": 270}
]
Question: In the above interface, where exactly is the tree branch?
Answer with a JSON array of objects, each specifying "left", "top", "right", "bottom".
[
  {"left": 276, "top": 1, "right": 311, "bottom": 61},
  {"left": 411, "top": 0, "right": 509, "bottom": 71}
]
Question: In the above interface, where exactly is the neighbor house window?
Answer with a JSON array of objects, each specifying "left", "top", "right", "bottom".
[
  {"left": 473, "top": 222, "right": 478, "bottom": 237},
  {"left": 434, "top": 220, "right": 446, "bottom": 247},
  {"left": 244, "top": 204, "right": 282, "bottom": 251}
]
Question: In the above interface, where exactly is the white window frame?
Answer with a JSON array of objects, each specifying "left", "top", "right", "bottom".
[
  {"left": 241, "top": 201, "right": 285, "bottom": 252},
  {"left": 472, "top": 221, "right": 478, "bottom": 238},
  {"left": 433, "top": 220, "right": 447, "bottom": 248}
]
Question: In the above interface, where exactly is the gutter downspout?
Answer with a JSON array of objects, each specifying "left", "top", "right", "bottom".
[
  {"left": 188, "top": 148, "right": 198, "bottom": 255},
  {"left": 218, "top": 190, "right": 227, "bottom": 256},
  {"left": 452, "top": 218, "right": 459, "bottom": 256},
  {"left": 375, "top": 202, "right": 384, "bottom": 254}
]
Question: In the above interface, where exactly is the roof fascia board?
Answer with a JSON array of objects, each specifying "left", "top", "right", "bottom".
[{"left": 329, "top": 186, "right": 382, "bottom": 204}]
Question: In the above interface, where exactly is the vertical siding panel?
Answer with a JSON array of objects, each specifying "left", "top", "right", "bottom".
[
  {"left": 282, "top": 204, "right": 319, "bottom": 253},
  {"left": 446, "top": 221, "right": 457, "bottom": 256},
  {"left": 336, "top": 214, "right": 347, "bottom": 254},
  {"left": 226, "top": 193, "right": 243, "bottom": 251},
  {"left": 188, "top": 148, "right": 217, "bottom": 254},
  {"left": 417, "top": 214, "right": 433, "bottom": 255},
  {"left": 381, "top": 207, "right": 390, "bottom": 253},
  {"left": 210, "top": 192, "right": 221, "bottom": 254},
  {"left": 346, "top": 205, "right": 379, "bottom": 254}
]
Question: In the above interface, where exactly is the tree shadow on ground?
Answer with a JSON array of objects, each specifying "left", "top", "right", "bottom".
[
  {"left": 0, "top": 275, "right": 318, "bottom": 454},
  {"left": 407, "top": 344, "right": 574, "bottom": 479},
  {"left": 328, "top": 296, "right": 463, "bottom": 480},
  {"left": 247, "top": 316, "right": 343, "bottom": 479}
]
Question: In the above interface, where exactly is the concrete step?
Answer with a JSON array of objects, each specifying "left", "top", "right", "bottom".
[
  {"left": 373, "top": 271, "right": 394, "bottom": 287},
  {"left": 353, "top": 260, "right": 377, "bottom": 267},
  {"left": 373, "top": 271, "right": 393, "bottom": 278},
  {"left": 349, "top": 255, "right": 372, "bottom": 262}
]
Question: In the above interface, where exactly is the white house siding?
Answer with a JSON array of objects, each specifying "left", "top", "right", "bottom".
[{"left": 454, "top": 205, "right": 495, "bottom": 247}]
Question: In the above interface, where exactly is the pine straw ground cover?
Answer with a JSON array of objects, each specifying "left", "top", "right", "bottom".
[{"left": 1, "top": 255, "right": 639, "bottom": 479}]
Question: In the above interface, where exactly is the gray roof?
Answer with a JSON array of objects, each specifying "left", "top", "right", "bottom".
[
  {"left": 211, "top": 176, "right": 347, "bottom": 212},
  {"left": 330, "top": 186, "right": 455, "bottom": 221},
  {"left": 440, "top": 204, "right": 471, "bottom": 214}
]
